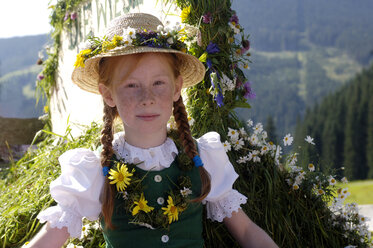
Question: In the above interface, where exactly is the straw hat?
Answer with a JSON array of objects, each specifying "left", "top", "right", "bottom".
[{"left": 71, "top": 13, "right": 206, "bottom": 94}]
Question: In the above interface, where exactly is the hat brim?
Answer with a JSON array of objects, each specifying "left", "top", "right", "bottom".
[{"left": 71, "top": 46, "right": 206, "bottom": 94}]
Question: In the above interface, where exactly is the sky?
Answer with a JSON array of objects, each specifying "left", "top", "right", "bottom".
[{"left": 0, "top": 0, "right": 53, "bottom": 38}]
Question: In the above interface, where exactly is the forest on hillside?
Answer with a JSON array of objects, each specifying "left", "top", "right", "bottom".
[
  {"left": 234, "top": 0, "right": 373, "bottom": 136},
  {"left": 294, "top": 64, "right": 373, "bottom": 181},
  {"left": 0, "top": 35, "right": 48, "bottom": 118}
]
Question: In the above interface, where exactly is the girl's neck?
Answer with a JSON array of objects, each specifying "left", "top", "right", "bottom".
[{"left": 124, "top": 129, "right": 168, "bottom": 149}]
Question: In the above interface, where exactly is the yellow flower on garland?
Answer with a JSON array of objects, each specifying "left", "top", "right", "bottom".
[
  {"left": 162, "top": 196, "right": 180, "bottom": 224},
  {"left": 180, "top": 6, "right": 191, "bottom": 23},
  {"left": 132, "top": 193, "right": 154, "bottom": 215},
  {"left": 74, "top": 49, "right": 92, "bottom": 68},
  {"left": 112, "top": 34, "right": 123, "bottom": 46},
  {"left": 102, "top": 40, "right": 116, "bottom": 52},
  {"left": 108, "top": 162, "right": 133, "bottom": 192}
]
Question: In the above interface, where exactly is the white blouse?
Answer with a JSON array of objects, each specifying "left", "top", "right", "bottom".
[{"left": 37, "top": 132, "right": 247, "bottom": 238}]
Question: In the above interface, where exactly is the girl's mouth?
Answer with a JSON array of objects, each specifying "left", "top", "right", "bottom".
[{"left": 136, "top": 114, "right": 160, "bottom": 121}]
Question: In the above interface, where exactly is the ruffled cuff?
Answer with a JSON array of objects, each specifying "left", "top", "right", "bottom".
[
  {"left": 204, "top": 189, "right": 247, "bottom": 222},
  {"left": 37, "top": 205, "right": 82, "bottom": 238}
]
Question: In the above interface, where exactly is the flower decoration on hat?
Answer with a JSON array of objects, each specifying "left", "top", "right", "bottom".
[{"left": 73, "top": 25, "right": 188, "bottom": 68}]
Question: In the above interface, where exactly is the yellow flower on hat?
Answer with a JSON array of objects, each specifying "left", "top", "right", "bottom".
[
  {"left": 180, "top": 6, "right": 191, "bottom": 23},
  {"left": 74, "top": 49, "right": 92, "bottom": 68},
  {"left": 132, "top": 193, "right": 154, "bottom": 215},
  {"left": 112, "top": 34, "right": 123, "bottom": 46},
  {"left": 162, "top": 196, "right": 181, "bottom": 224},
  {"left": 108, "top": 162, "right": 133, "bottom": 192},
  {"left": 102, "top": 40, "right": 116, "bottom": 53}
]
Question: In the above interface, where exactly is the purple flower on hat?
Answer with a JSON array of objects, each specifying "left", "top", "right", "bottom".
[
  {"left": 206, "top": 42, "right": 220, "bottom": 54},
  {"left": 70, "top": 12, "right": 77, "bottom": 20},
  {"left": 202, "top": 12, "right": 212, "bottom": 24},
  {"left": 64, "top": 13, "right": 69, "bottom": 21},
  {"left": 229, "top": 14, "right": 239, "bottom": 24},
  {"left": 37, "top": 74, "right": 45, "bottom": 81},
  {"left": 243, "top": 81, "right": 256, "bottom": 99}
]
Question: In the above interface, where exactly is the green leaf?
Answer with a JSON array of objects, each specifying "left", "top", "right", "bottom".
[{"left": 233, "top": 101, "right": 251, "bottom": 109}]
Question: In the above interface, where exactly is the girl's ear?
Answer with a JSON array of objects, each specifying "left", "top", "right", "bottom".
[
  {"left": 98, "top": 83, "right": 116, "bottom": 107},
  {"left": 173, "top": 75, "right": 183, "bottom": 102}
]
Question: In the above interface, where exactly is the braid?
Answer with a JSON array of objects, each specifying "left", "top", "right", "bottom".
[
  {"left": 173, "top": 96, "right": 211, "bottom": 201},
  {"left": 101, "top": 102, "right": 117, "bottom": 229}
]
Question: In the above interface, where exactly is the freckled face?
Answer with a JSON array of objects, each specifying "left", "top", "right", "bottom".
[{"left": 102, "top": 53, "right": 182, "bottom": 141}]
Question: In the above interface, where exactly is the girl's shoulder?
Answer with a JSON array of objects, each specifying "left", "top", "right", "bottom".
[{"left": 196, "top": 131, "right": 223, "bottom": 149}]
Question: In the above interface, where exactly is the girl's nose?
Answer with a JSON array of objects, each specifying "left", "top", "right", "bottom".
[{"left": 139, "top": 87, "right": 155, "bottom": 106}]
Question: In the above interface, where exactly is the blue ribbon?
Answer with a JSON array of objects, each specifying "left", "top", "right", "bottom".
[
  {"left": 103, "top": 166, "right": 110, "bottom": 176},
  {"left": 192, "top": 155, "right": 204, "bottom": 167}
]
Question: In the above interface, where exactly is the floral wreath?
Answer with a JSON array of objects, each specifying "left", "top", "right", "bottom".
[{"left": 74, "top": 24, "right": 188, "bottom": 68}]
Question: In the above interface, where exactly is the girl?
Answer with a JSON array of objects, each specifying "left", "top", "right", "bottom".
[{"left": 28, "top": 13, "right": 278, "bottom": 248}]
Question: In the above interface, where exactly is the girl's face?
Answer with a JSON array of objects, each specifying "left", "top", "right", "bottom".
[{"left": 99, "top": 53, "right": 183, "bottom": 145}]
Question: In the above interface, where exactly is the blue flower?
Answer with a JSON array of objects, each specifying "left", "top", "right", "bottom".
[
  {"left": 206, "top": 58, "right": 213, "bottom": 69},
  {"left": 215, "top": 91, "right": 224, "bottom": 107},
  {"left": 206, "top": 42, "right": 220, "bottom": 54}
]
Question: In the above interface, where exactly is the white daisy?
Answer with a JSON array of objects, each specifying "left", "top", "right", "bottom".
[
  {"left": 156, "top": 25, "right": 164, "bottom": 32},
  {"left": 292, "top": 183, "right": 299, "bottom": 190},
  {"left": 328, "top": 176, "right": 337, "bottom": 186},
  {"left": 180, "top": 187, "right": 192, "bottom": 197},
  {"left": 341, "top": 177, "right": 348, "bottom": 184},
  {"left": 305, "top": 135, "right": 315, "bottom": 145},
  {"left": 239, "top": 127, "right": 247, "bottom": 137},
  {"left": 249, "top": 134, "right": 259, "bottom": 145},
  {"left": 228, "top": 127, "right": 239, "bottom": 140},
  {"left": 308, "top": 163, "right": 315, "bottom": 172},
  {"left": 237, "top": 156, "right": 248, "bottom": 164},
  {"left": 92, "top": 221, "right": 100, "bottom": 230},
  {"left": 249, "top": 150, "right": 261, "bottom": 163},
  {"left": 122, "top": 34, "right": 133, "bottom": 46},
  {"left": 253, "top": 123, "right": 263, "bottom": 134},
  {"left": 167, "top": 37, "right": 174, "bottom": 44},
  {"left": 233, "top": 138, "right": 244, "bottom": 150},
  {"left": 223, "top": 141, "right": 232, "bottom": 152},
  {"left": 283, "top": 133, "right": 293, "bottom": 146},
  {"left": 260, "top": 145, "right": 269, "bottom": 155},
  {"left": 246, "top": 119, "right": 253, "bottom": 127},
  {"left": 80, "top": 224, "right": 90, "bottom": 239},
  {"left": 124, "top": 27, "right": 136, "bottom": 39},
  {"left": 187, "top": 116, "right": 194, "bottom": 126}
]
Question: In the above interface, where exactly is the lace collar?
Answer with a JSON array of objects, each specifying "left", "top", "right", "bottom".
[{"left": 112, "top": 132, "right": 179, "bottom": 171}]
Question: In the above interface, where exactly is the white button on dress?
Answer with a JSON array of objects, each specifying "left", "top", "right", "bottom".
[
  {"left": 161, "top": 234, "right": 169, "bottom": 243},
  {"left": 157, "top": 197, "right": 165, "bottom": 205},
  {"left": 154, "top": 175, "right": 162, "bottom": 182}
]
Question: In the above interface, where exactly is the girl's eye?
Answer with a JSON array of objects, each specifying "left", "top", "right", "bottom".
[
  {"left": 126, "top": 83, "right": 138, "bottom": 88},
  {"left": 154, "top": 80, "right": 165, "bottom": 86}
]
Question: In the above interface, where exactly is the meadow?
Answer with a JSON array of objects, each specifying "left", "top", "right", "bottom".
[{"left": 339, "top": 179, "right": 373, "bottom": 205}]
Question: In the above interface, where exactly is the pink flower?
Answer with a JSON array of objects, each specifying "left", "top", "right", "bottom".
[
  {"left": 37, "top": 74, "right": 45, "bottom": 81},
  {"left": 241, "top": 39, "right": 250, "bottom": 54},
  {"left": 202, "top": 12, "right": 212, "bottom": 24},
  {"left": 64, "top": 13, "right": 69, "bottom": 21},
  {"left": 70, "top": 12, "right": 77, "bottom": 20},
  {"left": 243, "top": 82, "right": 256, "bottom": 99}
]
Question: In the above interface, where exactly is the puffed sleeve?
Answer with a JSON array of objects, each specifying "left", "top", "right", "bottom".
[
  {"left": 37, "top": 148, "right": 104, "bottom": 238},
  {"left": 197, "top": 132, "right": 247, "bottom": 222}
]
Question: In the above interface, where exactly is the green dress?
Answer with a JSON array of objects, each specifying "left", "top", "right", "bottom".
[{"left": 101, "top": 157, "right": 204, "bottom": 248}]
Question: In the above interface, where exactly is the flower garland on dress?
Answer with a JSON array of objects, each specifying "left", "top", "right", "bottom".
[{"left": 104, "top": 132, "right": 197, "bottom": 229}]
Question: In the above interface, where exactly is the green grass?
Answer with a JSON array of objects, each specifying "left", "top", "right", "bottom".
[{"left": 337, "top": 179, "right": 373, "bottom": 205}]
